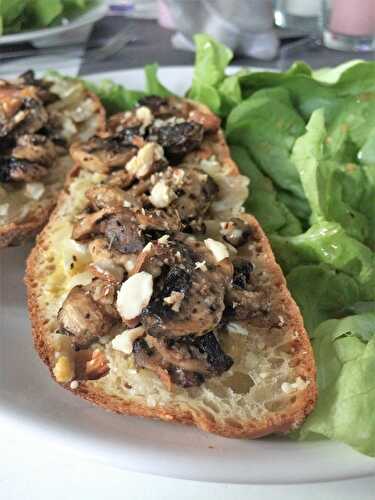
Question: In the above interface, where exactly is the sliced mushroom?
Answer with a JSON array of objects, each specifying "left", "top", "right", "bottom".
[
  {"left": 220, "top": 219, "right": 253, "bottom": 248},
  {"left": 0, "top": 92, "right": 48, "bottom": 139},
  {"left": 100, "top": 209, "right": 145, "bottom": 254},
  {"left": 188, "top": 109, "right": 221, "bottom": 133},
  {"left": 72, "top": 207, "right": 114, "bottom": 241},
  {"left": 133, "top": 331, "right": 233, "bottom": 388},
  {"left": 0, "top": 157, "right": 48, "bottom": 183},
  {"left": 58, "top": 285, "right": 115, "bottom": 348},
  {"left": 70, "top": 136, "right": 137, "bottom": 174},
  {"left": 138, "top": 235, "right": 233, "bottom": 338},
  {"left": 170, "top": 168, "right": 218, "bottom": 221},
  {"left": 12, "top": 134, "right": 57, "bottom": 166},
  {"left": 149, "top": 121, "right": 204, "bottom": 165},
  {"left": 146, "top": 332, "right": 233, "bottom": 376},
  {"left": 86, "top": 185, "right": 128, "bottom": 210}
]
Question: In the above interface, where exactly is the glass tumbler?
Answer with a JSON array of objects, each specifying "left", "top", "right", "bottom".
[{"left": 322, "top": 0, "right": 375, "bottom": 51}]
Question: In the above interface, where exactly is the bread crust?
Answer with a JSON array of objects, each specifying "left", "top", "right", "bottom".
[
  {"left": 0, "top": 91, "right": 105, "bottom": 249},
  {"left": 25, "top": 98, "right": 317, "bottom": 439}
]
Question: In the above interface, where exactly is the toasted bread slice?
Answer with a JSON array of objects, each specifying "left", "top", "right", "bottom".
[
  {"left": 0, "top": 73, "right": 105, "bottom": 248},
  {"left": 26, "top": 96, "right": 316, "bottom": 438}
]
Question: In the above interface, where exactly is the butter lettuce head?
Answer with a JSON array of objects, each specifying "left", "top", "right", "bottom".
[{"left": 299, "top": 312, "right": 375, "bottom": 457}]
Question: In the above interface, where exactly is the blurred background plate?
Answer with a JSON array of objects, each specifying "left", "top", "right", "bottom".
[{"left": 0, "top": 1, "right": 108, "bottom": 48}]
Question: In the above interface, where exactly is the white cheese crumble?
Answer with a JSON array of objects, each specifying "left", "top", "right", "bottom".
[
  {"left": 136, "top": 106, "right": 154, "bottom": 127},
  {"left": 281, "top": 377, "right": 309, "bottom": 394},
  {"left": 70, "top": 380, "right": 79, "bottom": 390},
  {"left": 0, "top": 203, "right": 9, "bottom": 216},
  {"left": 204, "top": 238, "right": 229, "bottom": 262},
  {"left": 126, "top": 142, "right": 164, "bottom": 178},
  {"left": 116, "top": 271, "right": 153, "bottom": 320},
  {"left": 24, "top": 182, "right": 45, "bottom": 200},
  {"left": 226, "top": 322, "right": 248, "bottom": 336},
  {"left": 158, "top": 234, "right": 170, "bottom": 245},
  {"left": 112, "top": 326, "right": 145, "bottom": 355},
  {"left": 150, "top": 179, "right": 175, "bottom": 208},
  {"left": 194, "top": 260, "right": 207, "bottom": 271}
]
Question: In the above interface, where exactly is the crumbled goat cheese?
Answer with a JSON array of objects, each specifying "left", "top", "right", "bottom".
[
  {"left": 204, "top": 238, "right": 229, "bottom": 262},
  {"left": 116, "top": 272, "right": 153, "bottom": 320},
  {"left": 112, "top": 326, "right": 145, "bottom": 355},
  {"left": 126, "top": 142, "right": 164, "bottom": 178},
  {"left": 136, "top": 106, "right": 154, "bottom": 127},
  {"left": 150, "top": 179, "right": 175, "bottom": 208},
  {"left": 194, "top": 260, "right": 207, "bottom": 271}
]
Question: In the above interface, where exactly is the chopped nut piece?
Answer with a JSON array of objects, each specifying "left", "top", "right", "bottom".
[
  {"left": 85, "top": 349, "right": 109, "bottom": 379},
  {"left": 53, "top": 355, "right": 74, "bottom": 383},
  {"left": 163, "top": 291, "right": 185, "bottom": 312}
]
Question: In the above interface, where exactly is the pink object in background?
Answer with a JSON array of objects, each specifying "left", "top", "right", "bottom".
[
  {"left": 158, "top": 0, "right": 176, "bottom": 30},
  {"left": 330, "top": 0, "right": 375, "bottom": 37}
]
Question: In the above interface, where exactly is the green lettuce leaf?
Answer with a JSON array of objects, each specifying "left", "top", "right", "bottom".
[
  {"left": 144, "top": 63, "right": 174, "bottom": 97},
  {"left": 230, "top": 145, "right": 302, "bottom": 236},
  {"left": 26, "top": 0, "right": 63, "bottom": 27},
  {"left": 188, "top": 33, "right": 233, "bottom": 115},
  {"left": 286, "top": 265, "right": 360, "bottom": 332},
  {"left": 299, "top": 311, "right": 375, "bottom": 457},
  {"left": 226, "top": 87, "right": 307, "bottom": 205},
  {"left": 84, "top": 79, "right": 145, "bottom": 115},
  {"left": 292, "top": 109, "right": 369, "bottom": 242},
  {"left": 270, "top": 221, "right": 375, "bottom": 300}
]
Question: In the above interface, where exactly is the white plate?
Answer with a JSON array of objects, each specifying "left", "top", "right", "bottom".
[
  {"left": 1, "top": 66, "right": 375, "bottom": 485},
  {"left": 0, "top": 2, "right": 107, "bottom": 48}
]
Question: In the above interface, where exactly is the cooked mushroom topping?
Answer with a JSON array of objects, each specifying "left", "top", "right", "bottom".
[
  {"left": 100, "top": 210, "right": 145, "bottom": 254},
  {"left": 70, "top": 136, "right": 137, "bottom": 174},
  {"left": 72, "top": 207, "right": 114, "bottom": 241},
  {"left": 133, "top": 331, "right": 232, "bottom": 388},
  {"left": 146, "top": 332, "right": 232, "bottom": 376},
  {"left": 232, "top": 258, "right": 254, "bottom": 289},
  {"left": 86, "top": 185, "right": 128, "bottom": 210},
  {"left": 88, "top": 237, "right": 138, "bottom": 273},
  {"left": 224, "top": 287, "right": 271, "bottom": 322},
  {"left": 149, "top": 166, "right": 218, "bottom": 221},
  {"left": 149, "top": 121, "right": 204, "bottom": 164},
  {"left": 16, "top": 70, "right": 58, "bottom": 104},
  {"left": 138, "top": 236, "right": 233, "bottom": 338},
  {"left": 188, "top": 109, "right": 221, "bottom": 132},
  {"left": 0, "top": 157, "right": 48, "bottom": 183},
  {"left": 224, "top": 257, "right": 269, "bottom": 321},
  {"left": 137, "top": 96, "right": 172, "bottom": 117},
  {"left": 12, "top": 134, "right": 57, "bottom": 166},
  {"left": 220, "top": 219, "right": 253, "bottom": 248},
  {"left": 0, "top": 94, "right": 48, "bottom": 139},
  {"left": 108, "top": 112, "right": 144, "bottom": 134},
  {"left": 58, "top": 285, "right": 115, "bottom": 348}
]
